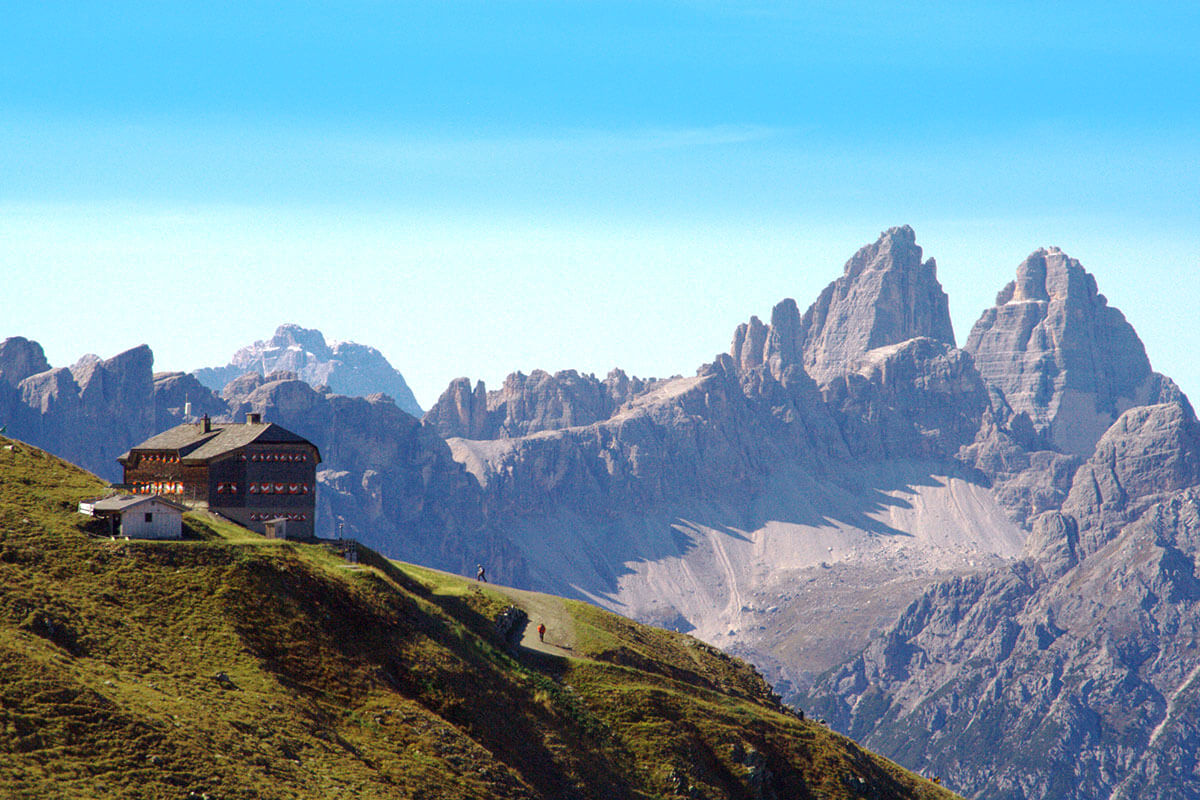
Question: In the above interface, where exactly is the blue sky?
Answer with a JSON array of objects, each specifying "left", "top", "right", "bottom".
[{"left": 3, "top": 2, "right": 1199, "bottom": 407}]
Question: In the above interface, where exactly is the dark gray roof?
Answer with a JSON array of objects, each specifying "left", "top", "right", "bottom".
[
  {"left": 118, "top": 421, "right": 320, "bottom": 464},
  {"left": 86, "top": 495, "right": 187, "bottom": 513}
]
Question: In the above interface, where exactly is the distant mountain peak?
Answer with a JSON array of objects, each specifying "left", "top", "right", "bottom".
[
  {"left": 192, "top": 324, "right": 422, "bottom": 417},
  {"left": 730, "top": 225, "right": 955, "bottom": 384},
  {"left": 0, "top": 336, "right": 50, "bottom": 388},
  {"left": 966, "top": 249, "right": 1178, "bottom": 456},
  {"left": 255, "top": 323, "right": 333, "bottom": 362}
]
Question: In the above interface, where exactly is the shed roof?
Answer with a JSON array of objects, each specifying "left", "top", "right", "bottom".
[
  {"left": 118, "top": 420, "right": 320, "bottom": 464},
  {"left": 87, "top": 495, "right": 188, "bottom": 513}
]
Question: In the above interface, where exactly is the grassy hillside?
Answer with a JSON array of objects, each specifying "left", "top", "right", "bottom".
[{"left": 0, "top": 436, "right": 959, "bottom": 799}]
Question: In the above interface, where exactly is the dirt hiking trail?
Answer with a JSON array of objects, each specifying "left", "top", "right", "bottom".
[{"left": 488, "top": 583, "right": 578, "bottom": 658}]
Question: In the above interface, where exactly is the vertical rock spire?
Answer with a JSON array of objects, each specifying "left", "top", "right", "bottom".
[
  {"left": 730, "top": 226, "right": 956, "bottom": 384},
  {"left": 800, "top": 225, "right": 955, "bottom": 383},
  {"left": 965, "top": 247, "right": 1179, "bottom": 455}
]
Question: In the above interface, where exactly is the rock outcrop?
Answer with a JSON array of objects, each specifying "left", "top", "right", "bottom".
[
  {"left": 965, "top": 247, "right": 1180, "bottom": 456},
  {"left": 1057, "top": 400, "right": 1200, "bottom": 563},
  {"left": 193, "top": 324, "right": 422, "bottom": 416},
  {"left": 151, "top": 371, "right": 232, "bottom": 432},
  {"left": 424, "top": 368, "right": 661, "bottom": 440},
  {"left": 797, "top": 226, "right": 955, "bottom": 384},
  {"left": 805, "top": 403, "right": 1200, "bottom": 800},
  {"left": 821, "top": 337, "right": 989, "bottom": 461},
  {"left": 5, "top": 346, "right": 158, "bottom": 481},
  {"left": 0, "top": 336, "right": 51, "bottom": 388}
]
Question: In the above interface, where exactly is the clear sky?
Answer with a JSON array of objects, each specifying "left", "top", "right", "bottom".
[{"left": 3, "top": 2, "right": 1199, "bottom": 408}]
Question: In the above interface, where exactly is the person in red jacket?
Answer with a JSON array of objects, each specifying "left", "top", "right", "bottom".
[{"left": 537, "top": 623, "right": 546, "bottom": 642}]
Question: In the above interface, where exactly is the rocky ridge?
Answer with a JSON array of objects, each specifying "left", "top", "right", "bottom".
[
  {"left": 193, "top": 323, "right": 423, "bottom": 416},
  {"left": 424, "top": 368, "right": 662, "bottom": 440},
  {"left": 805, "top": 399, "right": 1200, "bottom": 800},
  {"left": 426, "top": 227, "right": 1032, "bottom": 691},
  {"left": 0, "top": 344, "right": 157, "bottom": 482}
]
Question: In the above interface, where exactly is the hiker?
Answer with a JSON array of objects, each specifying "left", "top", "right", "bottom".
[
  {"left": 476, "top": 564, "right": 486, "bottom": 582},
  {"left": 537, "top": 623, "right": 546, "bottom": 642}
]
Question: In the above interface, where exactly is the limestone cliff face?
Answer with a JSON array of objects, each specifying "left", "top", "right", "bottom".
[
  {"left": 805, "top": 402, "right": 1200, "bottom": 800},
  {"left": 821, "top": 337, "right": 989, "bottom": 461},
  {"left": 0, "top": 337, "right": 51, "bottom": 388},
  {"left": 424, "top": 369, "right": 660, "bottom": 440},
  {"left": 792, "top": 226, "right": 955, "bottom": 384},
  {"left": 151, "top": 371, "right": 230, "bottom": 431},
  {"left": 193, "top": 324, "right": 423, "bottom": 416},
  {"left": 1055, "top": 401, "right": 1200, "bottom": 565},
  {"left": 4, "top": 346, "right": 157, "bottom": 481},
  {"left": 965, "top": 248, "right": 1180, "bottom": 456},
  {"left": 444, "top": 356, "right": 853, "bottom": 522}
]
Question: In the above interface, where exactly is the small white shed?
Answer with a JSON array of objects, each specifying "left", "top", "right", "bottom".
[{"left": 79, "top": 495, "right": 185, "bottom": 540}]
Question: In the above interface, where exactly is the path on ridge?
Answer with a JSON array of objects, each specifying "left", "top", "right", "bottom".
[{"left": 488, "top": 582, "right": 578, "bottom": 658}]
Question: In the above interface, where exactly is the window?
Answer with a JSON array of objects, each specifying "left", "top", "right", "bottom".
[{"left": 144, "top": 513, "right": 153, "bottom": 523}]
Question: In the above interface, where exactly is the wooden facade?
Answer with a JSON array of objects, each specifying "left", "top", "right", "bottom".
[{"left": 118, "top": 414, "right": 320, "bottom": 539}]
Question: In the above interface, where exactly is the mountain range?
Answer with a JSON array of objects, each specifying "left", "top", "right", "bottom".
[{"left": 2, "top": 225, "right": 1193, "bottom": 798}]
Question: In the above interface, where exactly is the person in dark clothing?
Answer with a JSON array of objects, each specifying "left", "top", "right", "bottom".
[
  {"left": 475, "top": 564, "right": 486, "bottom": 582},
  {"left": 537, "top": 623, "right": 546, "bottom": 642}
]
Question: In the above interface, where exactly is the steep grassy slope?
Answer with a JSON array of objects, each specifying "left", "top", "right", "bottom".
[{"left": 0, "top": 437, "right": 959, "bottom": 799}]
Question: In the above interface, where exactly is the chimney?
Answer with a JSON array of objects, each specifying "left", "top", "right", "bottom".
[
  {"left": 246, "top": 412, "right": 262, "bottom": 424},
  {"left": 200, "top": 414, "right": 211, "bottom": 433}
]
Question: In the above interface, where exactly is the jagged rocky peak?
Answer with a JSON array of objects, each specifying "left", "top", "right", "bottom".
[
  {"left": 966, "top": 247, "right": 1180, "bottom": 457},
  {"left": 424, "top": 368, "right": 659, "bottom": 440},
  {"left": 192, "top": 323, "right": 422, "bottom": 417},
  {"left": 0, "top": 337, "right": 51, "bottom": 388},
  {"left": 801, "top": 225, "right": 955, "bottom": 384},
  {"left": 266, "top": 323, "right": 334, "bottom": 359},
  {"left": 5, "top": 343, "right": 157, "bottom": 481},
  {"left": 730, "top": 298, "right": 805, "bottom": 380},
  {"left": 69, "top": 345, "right": 154, "bottom": 402},
  {"left": 730, "top": 226, "right": 955, "bottom": 385},
  {"left": 424, "top": 377, "right": 489, "bottom": 439}
]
